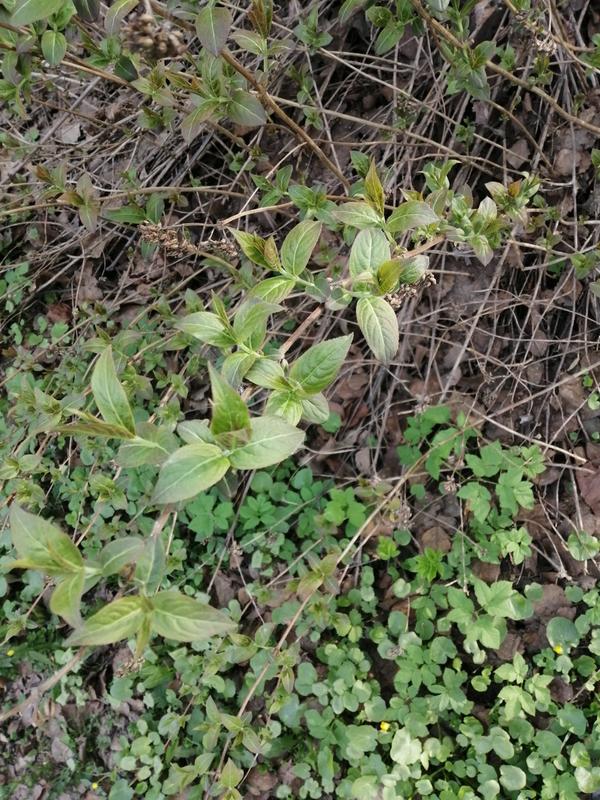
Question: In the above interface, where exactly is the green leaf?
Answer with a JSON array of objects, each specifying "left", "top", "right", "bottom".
[
  {"left": 228, "top": 90, "right": 266, "bottom": 127},
  {"left": 105, "top": 0, "right": 138, "bottom": 35},
  {"left": 117, "top": 424, "right": 177, "bottom": 468},
  {"left": 301, "top": 393, "right": 329, "bottom": 424},
  {"left": 57, "top": 416, "right": 135, "bottom": 440},
  {"left": 457, "top": 482, "right": 491, "bottom": 523},
  {"left": 41, "top": 30, "right": 67, "bottom": 65},
  {"left": 289, "top": 335, "right": 352, "bottom": 394},
  {"left": 151, "top": 591, "right": 236, "bottom": 642},
  {"left": 265, "top": 391, "right": 303, "bottom": 425},
  {"left": 11, "top": 0, "right": 63, "bottom": 25},
  {"left": 195, "top": 5, "right": 232, "bottom": 54},
  {"left": 10, "top": 505, "right": 83, "bottom": 574},
  {"left": 73, "top": 0, "right": 100, "bottom": 21},
  {"left": 390, "top": 729, "right": 422, "bottom": 765},
  {"left": 67, "top": 596, "right": 148, "bottom": 646},
  {"left": 181, "top": 99, "right": 220, "bottom": 143},
  {"left": 499, "top": 766, "right": 526, "bottom": 792},
  {"left": 209, "top": 364, "right": 251, "bottom": 436},
  {"left": 134, "top": 537, "right": 165, "bottom": 595},
  {"left": 280, "top": 220, "right": 322, "bottom": 276},
  {"left": 376, "top": 259, "right": 404, "bottom": 294},
  {"left": 99, "top": 537, "right": 145, "bottom": 577},
  {"left": 546, "top": 617, "right": 579, "bottom": 650},
  {"left": 386, "top": 201, "right": 439, "bottom": 233},
  {"left": 152, "top": 443, "right": 230, "bottom": 504},
  {"left": 349, "top": 229, "right": 390, "bottom": 279},
  {"left": 232, "top": 299, "right": 280, "bottom": 345},
  {"left": 177, "top": 419, "right": 214, "bottom": 444},
  {"left": 91, "top": 347, "right": 136, "bottom": 435},
  {"left": 103, "top": 205, "right": 146, "bottom": 224},
  {"left": 228, "top": 416, "right": 304, "bottom": 470},
  {"left": 175, "top": 311, "right": 231, "bottom": 347},
  {"left": 246, "top": 358, "right": 286, "bottom": 389},
  {"left": 221, "top": 352, "right": 257, "bottom": 388},
  {"left": 220, "top": 759, "right": 244, "bottom": 790},
  {"left": 250, "top": 277, "right": 296, "bottom": 303},
  {"left": 364, "top": 160, "right": 385, "bottom": 215},
  {"left": 50, "top": 571, "right": 84, "bottom": 627},
  {"left": 356, "top": 296, "right": 398, "bottom": 363},
  {"left": 228, "top": 228, "right": 270, "bottom": 268},
  {"left": 333, "top": 202, "right": 383, "bottom": 229}
]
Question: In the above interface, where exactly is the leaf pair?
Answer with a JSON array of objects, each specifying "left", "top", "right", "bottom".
[
  {"left": 152, "top": 364, "right": 305, "bottom": 504},
  {"left": 9, "top": 505, "right": 86, "bottom": 627},
  {"left": 67, "top": 590, "right": 235, "bottom": 647},
  {"left": 248, "top": 335, "right": 353, "bottom": 425},
  {"left": 152, "top": 415, "right": 304, "bottom": 504}
]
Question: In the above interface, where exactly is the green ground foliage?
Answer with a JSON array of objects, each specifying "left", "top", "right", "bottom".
[{"left": 1, "top": 0, "right": 600, "bottom": 798}]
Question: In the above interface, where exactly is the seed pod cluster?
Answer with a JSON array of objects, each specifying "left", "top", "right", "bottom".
[{"left": 123, "top": 12, "right": 186, "bottom": 60}]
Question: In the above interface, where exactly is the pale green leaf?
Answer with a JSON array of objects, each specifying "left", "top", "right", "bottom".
[
  {"left": 386, "top": 200, "right": 439, "bottom": 233},
  {"left": 41, "top": 30, "right": 67, "bottom": 65},
  {"left": 250, "top": 277, "right": 296, "bottom": 303},
  {"left": 221, "top": 352, "right": 257, "bottom": 388},
  {"left": 152, "top": 443, "right": 230, "bottom": 504},
  {"left": 265, "top": 391, "right": 303, "bottom": 425},
  {"left": 91, "top": 347, "right": 136, "bottom": 435},
  {"left": 195, "top": 5, "right": 232, "bottom": 55},
  {"left": 349, "top": 229, "right": 390, "bottom": 278},
  {"left": 134, "top": 537, "right": 165, "bottom": 595},
  {"left": 301, "top": 393, "right": 329, "bottom": 424},
  {"left": 175, "top": 311, "right": 231, "bottom": 346},
  {"left": 67, "top": 596, "right": 148, "bottom": 646},
  {"left": 50, "top": 571, "right": 84, "bottom": 627},
  {"left": 99, "top": 537, "right": 146, "bottom": 577},
  {"left": 289, "top": 335, "right": 352, "bottom": 394},
  {"left": 209, "top": 363, "right": 251, "bottom": 436},
  {"left": 246, "top": 358, "right": 286, "bottom": 389},
  {"left": 228, "top": 90, "right": 266, "bottom": 127},
  {"left": 10, "top": 505, "right": 83, "bottom": 574},
  {"left": 333, "top": 202, "right": 383, "bottom": 229},
  {"left": 228, "top": 416, "right": 304, "bottom": 470},
  {"left": 356, "top": 296, "right": 398, "bottom": 363},
  {"left": 181, "top": 99, "right": 219, "bottom": 143},
  {"left": 280, "top": 220, "right": 322, "bottom": 276},
  {"left": 12, "top": 0, "right": 63, "bottom": 25},
  {"left": 116, "top": 423, "right": 177, "bottom": 468},
  {"left": 151, "top": 590, "right": 236, "bottom": 642},
  {"left": 177, "top": 419, "right": 214, "bottom": 444},
  {"left": 105, "top": 0, "right": 138, "bottom": 35}
]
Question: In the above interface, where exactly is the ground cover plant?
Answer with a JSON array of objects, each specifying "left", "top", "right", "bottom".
[{"left": 1, "top": 0, "right": 600, "bottom": 798}]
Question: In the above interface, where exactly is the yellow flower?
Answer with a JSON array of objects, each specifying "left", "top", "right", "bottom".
[
  {"left": 7, "top": 649, "right": 14, "bottom": 657},
  {"left": 379, "top": 721, "right": 390, "bottom": 732},
  {"left": 91, "top": 783, "right": 99, "bottom": 791},
  {"left": 553, "top": 644, "right": 564, "bottom": 655}
]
